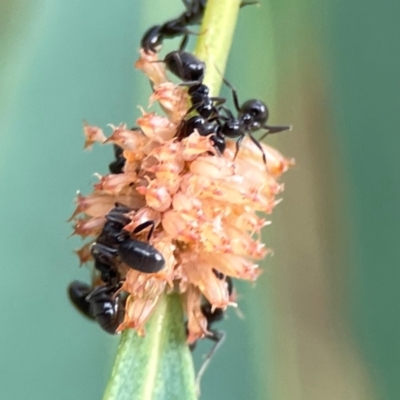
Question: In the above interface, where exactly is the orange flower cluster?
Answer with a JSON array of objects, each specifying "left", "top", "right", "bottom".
[{"left": 71, "top": 50, "right": 293, "bottom": 343}]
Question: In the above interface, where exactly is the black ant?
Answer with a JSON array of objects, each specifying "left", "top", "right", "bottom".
[
  {"left": 213, "top": 77, "right": 291, "bottom": 164},
  {"left": 86, "top": 283, "right": 125, "bottom": 334},
  {"left": 178, "top": 115, "right": 226, "bottom": 154},
  {"left": 159, "top": 51, "right": 226, "bottom": 152},
  {"left": 163, "top": 50, "right": 291, "bottom": 163},
  {"left": 163, "top": 51, "right": 226, "bottom": 120},
  {"left": 163, "top": 50, "right": 205, "bottom": 82},
  {"left": 68, "top": 280, "right": 125, "bottom": 334},
  {"left": 91, "top": 204, "right": 165, "bottom": 277},
  {"left": 141, "top": 0, "right": 207, "bottom": 54},
  {"left": 141, "top": 0, "right": 259, "bottom": 54}
]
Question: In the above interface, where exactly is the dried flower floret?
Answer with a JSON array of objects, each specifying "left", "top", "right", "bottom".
[{"left": 71, "top": 51, "right": 292, "bottom": 343}]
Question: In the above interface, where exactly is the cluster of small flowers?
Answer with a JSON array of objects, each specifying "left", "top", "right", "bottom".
[
  {"left": 69, "top": 0, "right": 293, "bottom": 348},
  {"left": 70, "top": 48, "right": 292, "bottom": 344}
]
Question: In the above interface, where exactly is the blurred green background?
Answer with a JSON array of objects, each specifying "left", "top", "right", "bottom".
[{"left": 1, "top": 0, "right": 399, "bottom": 399}]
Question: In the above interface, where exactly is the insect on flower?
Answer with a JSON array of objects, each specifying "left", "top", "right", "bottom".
[
  {"left": 67, "top": 49, "right": 294, "bottom": 397},
  {"left": 217, "top": 77, "right": 292, "bottom": 163},
  {"left": 160, "top": 50, "right": 226, "bottom": 152},
  {"left": 68, "top": 280, "right": 126, "bottom": 334},
  {"left": 153, "top": 50, "right": 290, "bottom": 163},
  {"left": 86, "top": 283, "right": 126, "bottom": 334},
  {"left": 91, "top": 204, "right": 165, "bottom": 278}
]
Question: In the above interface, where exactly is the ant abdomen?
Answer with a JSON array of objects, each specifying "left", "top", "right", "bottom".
[
  {"left": 87, "top": 285, "right": 125, "bottom": 334},
  {"left": 118, "top": 239, "right": 165, "bottom": 273},
  {"left": 164, "top": 51, "right": 205, "bottom": 82},
  {"left": 68, "top": 281, "right": 94, "bottom": 320}
]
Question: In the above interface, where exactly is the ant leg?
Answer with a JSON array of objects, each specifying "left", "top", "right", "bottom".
[
  {"left": 211, "top": 61, "right": 242, "bottom": 112},
  {"left": 258, "top": 124, "right": 291, "bottom": 141},
  {"left": 210, "top": 96, "right": 226, "bottom": 104},
  {"left": 171, "top": 25, "right": 201, "bottom": 37},
  {"left": 86, "top": 284, "right": 115, "bottom": 302},
  {"left": 133, "top": 220, "right": 155, "bottom": 241},
  {"left": 221, "top": 77, "right": 241, "bottom": 112},
  {"left": 179, "top": 34, "right": 189, "bottom": 51},
  {"left": 179, "top": 80, "right": 203, "bottom": 87},
  {"left": 106, "top": 207, "right": 131, "bottom": 225},
  {"left": 91, "top": 243, "right": 118, "bottom": 264},
  {"left": 94, "top": 259, "right": 119, "bottom": 284},
  {"left": 195, "top": 329, "right": 226, "bottom": 396},
  {"left": 248, "top": 133, "right": 267, "bottom": 164},
  {"left": 176, "top": 23, "right": 208, "bottom": 51},
  {"left": 234, "top": 134, "right": 245, "bottom": 160},
  {"left": 208, "top": 97, "right": 227, "bottom": 118},
  {"left": 170, "top": 53, "right": 186, "bottom": 83},
  {"left": 186, "top": 102, "right": 224, "bottom": 119},
  {"left": 210, "top": 96, "right": 226, "bottom": 106},
  {"left": 186, "top": 103, "right": 198, "bottom": 115},
  {"left": 185, "top": 93, "right": 226, "bottom": 117},
  {"left": 177, "top": 119, "right": 189, "bottom": 140},
  {"left": 218, "top": 105, "right": 235, "bottom": 119},
  {"left": 209, "top": 113, "right": 229, "bottom": 124},
  {"left": 240, "top": 0, "right": 260, "bottom": 7},
  {"left": 263, "top": 124, "right": 291, "bottom": 134}
]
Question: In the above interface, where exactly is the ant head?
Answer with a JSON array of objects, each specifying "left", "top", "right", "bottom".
[
  {"left": 141, "top": 25, "right": 163, "bottom": 54},
  {"left": 239, "top": 99, "right": 269, "bottom": 130},
  {"left": 164, "top": 51, "right": 205, "bottom": 82}
]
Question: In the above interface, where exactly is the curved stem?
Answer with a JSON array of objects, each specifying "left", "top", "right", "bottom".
[{"left": 195, "top": 0, "right": 241, "bottom": 96}]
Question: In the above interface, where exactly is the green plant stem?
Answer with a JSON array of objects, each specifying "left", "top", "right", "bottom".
[
  {"left": 103, "top": 294, "right": 196, "bottom": 400},
  {"left": 195, "top": 0, "right": 241, "bottom": 96},
  {"left": 102, "top": 1, "right": 242, "bottom": 399}
]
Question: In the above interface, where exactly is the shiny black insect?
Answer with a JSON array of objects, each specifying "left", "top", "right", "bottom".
[
  {"left": 164, "top": 51, "right": 225, "bottom": 120},
  {"left": 68, "top": 281, "right": 125, "bottom": 334},
  {"left": 178, "top": 116, "right": 226, "bottom": 154},
  {"left": 164, "top": 50, "right": 205, "bottom": 82},
  {"left": 108, "top": 145, "right": 126, "bottom": 174},
  {"left": 141, "top": 0, "right": 259, "bottom": 54},
  {"left": 161, "top": 51, "right": 226, "bottom": 153},
  {"left": 217, "top": 79, "right": 291, "bottom": 163},
  {"left": 68, "top": 280, "right": 94, "bottom": 320},
  {"left": 86, "top": 283, "right": 125, "bottom": 334},
  {"left": 141, "top": 0, "right": 207, "bottom": 53},
  {"left": 163, "top": 51, "right": 290, "bottom": 162},
  {"left": 91, "top": 204, "right": 165, "bottom": 277}
]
